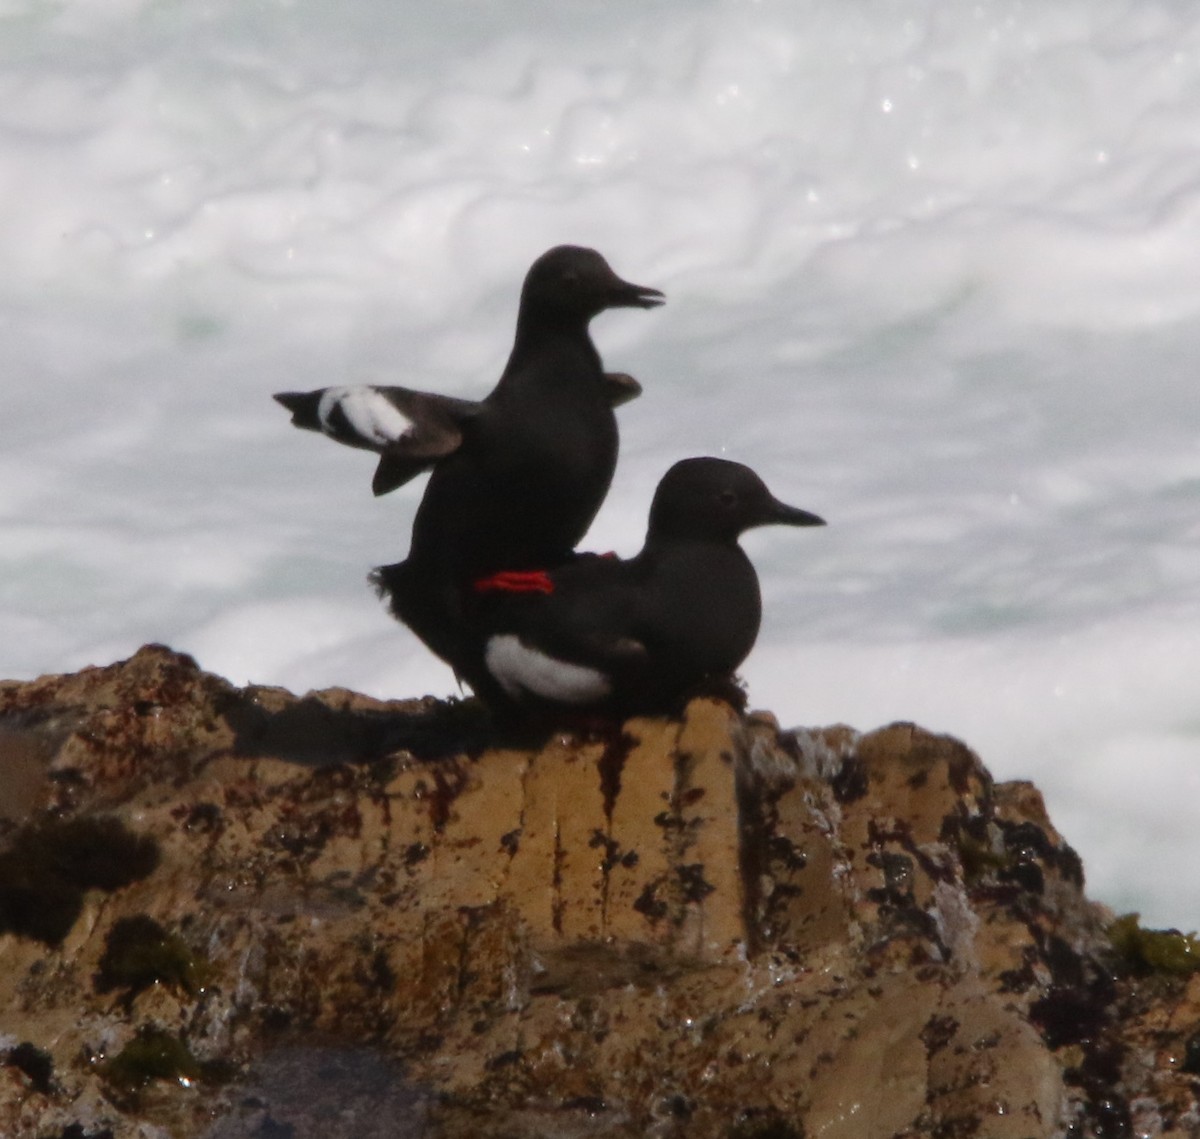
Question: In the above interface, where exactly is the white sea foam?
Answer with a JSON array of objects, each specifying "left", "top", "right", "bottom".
[{"left": 3, "top": 0, "right": 1200, "bottom": 925}]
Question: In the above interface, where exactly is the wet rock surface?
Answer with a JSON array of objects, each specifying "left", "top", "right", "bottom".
[{"left": 0, "top": 644, "right": 1197, "bottom": 1138}]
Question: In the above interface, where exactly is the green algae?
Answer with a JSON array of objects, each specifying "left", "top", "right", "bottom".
[
  {"left": 95, "top": 915, "right": 209, "bottom": 999},
  {"left": 102, "top": 1027, "right": 202, "bottom": 1091},
  {"left": 1109, "top": 912, "right": 1200, "bottom": 975}
]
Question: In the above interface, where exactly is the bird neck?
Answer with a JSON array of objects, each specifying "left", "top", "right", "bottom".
[
  {"left": 640, "top": 531, "right": 747, "bottom": 565},
  {"left": 496, "top": 321, "right": 604, "bottom": 397},
  {"left": 644, "top": 507, "right": 745, "bottom": 545},
  {"left": 510, "top": 307, "right": 598, "bottom": 359}
]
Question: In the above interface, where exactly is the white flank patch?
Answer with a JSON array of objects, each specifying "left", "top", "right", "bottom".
[
  {"left": 485, "top": 635, "right": 612, "bottom": 704},
  {"left": 318, "top": 386, "right": 414, "bottom": 446}
]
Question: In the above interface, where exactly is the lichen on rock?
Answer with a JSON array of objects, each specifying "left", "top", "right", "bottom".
[{"left": 0, "top": 644, "right": 1197, "bottom": 1137}]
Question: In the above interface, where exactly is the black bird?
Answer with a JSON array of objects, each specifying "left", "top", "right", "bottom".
[
  {"left": 274, "top": 371, "right": 643, "bottom": 496},
  {"left": 311, "top": 245, "right": 663, "bottom": 675},
  {"left": 472, "top": 457, "right": 825, "bottom": 717}
]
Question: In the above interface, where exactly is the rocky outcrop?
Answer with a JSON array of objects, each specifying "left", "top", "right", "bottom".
[{"left": 0, "top": 644, "right": 1197, "bottom": 1138}]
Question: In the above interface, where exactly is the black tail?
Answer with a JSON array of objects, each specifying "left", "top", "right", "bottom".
[
  {"left": 273, "top": 391, "right": 322, "bottom": 432},
  {"left": 370, "top": 559, "right": 474, "bottom": 678},
  {"left": 368, "top": 561, "right": 407, "bottom": 617}
]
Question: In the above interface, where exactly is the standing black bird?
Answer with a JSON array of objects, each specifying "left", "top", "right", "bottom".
[
  {"left": 278, "top": 245, "right": 663, "bottom": 675},
  {"left": 473, "top": 457, "right": 825, "bottom": 717}
]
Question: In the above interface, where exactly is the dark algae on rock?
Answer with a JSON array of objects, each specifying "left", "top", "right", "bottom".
[
  {"left": 0, "top": 815, "right": 159, "bottom": 945},
  {"left": 94, "top": 914, "right": 208, "bottom": 1000}
]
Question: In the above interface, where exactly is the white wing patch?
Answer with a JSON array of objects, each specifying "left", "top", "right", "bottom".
[
  {"left": 318, "top": 386, "right": 414, "bottom": 446},
  {"left": 485, "top": 635, "right": 612, "bottom": 704}
]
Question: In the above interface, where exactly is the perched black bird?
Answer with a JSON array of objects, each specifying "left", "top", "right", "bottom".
[
  {"left": 472, "top": 457, "right": 825, "bottom": 717},
  {"left": 326, "top": 245, "right": 664, "bottom": 673},
  {"left": 274, "top": 372, "right": 643, "bottom": 497}
]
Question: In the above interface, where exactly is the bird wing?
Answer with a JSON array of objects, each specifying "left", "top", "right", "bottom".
[
  {"left": 534, "top": 626, "right": 648, "bottom": 668},
  {"left": 602, "top": 372, "right": 642, "bottom": 408},
  {"left": 372, "top": 374, "right": 638, "bottom": 496},
  {"left": 485, "top": 562, "right": 649, "bottom": 670},
  {"left": 273, "top": 385, "right": 483, "bottom": 494}
]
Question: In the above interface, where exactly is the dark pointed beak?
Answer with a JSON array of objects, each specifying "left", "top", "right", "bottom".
[
  {"left": 610, "top": 279, "right": 666, "bottom": 309},
  {"left": 770, "top": 498, "right": 825, "bottom": 527}
]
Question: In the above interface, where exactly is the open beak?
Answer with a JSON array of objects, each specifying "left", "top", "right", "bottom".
[{"left": 610, "top": 278, "right": 666, "bottom": 309}]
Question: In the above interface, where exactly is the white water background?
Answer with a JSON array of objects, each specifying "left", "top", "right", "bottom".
[{"left": 2, "top": 0, "right": 1199, "bottom": 926}]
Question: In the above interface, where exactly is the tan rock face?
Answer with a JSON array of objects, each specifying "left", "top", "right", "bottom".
[{"left": 0, "top": 645, "right": 1197, "bottom": 1138}]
